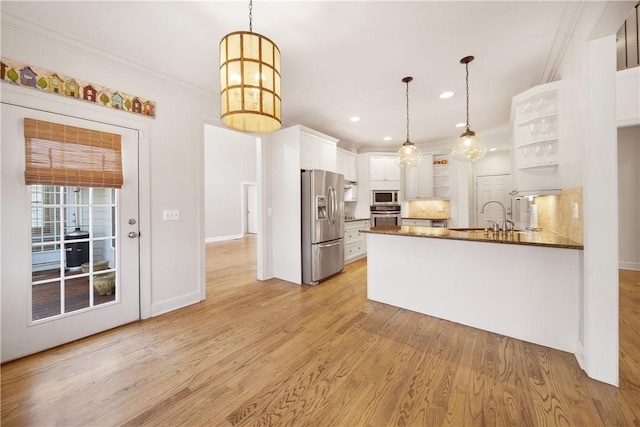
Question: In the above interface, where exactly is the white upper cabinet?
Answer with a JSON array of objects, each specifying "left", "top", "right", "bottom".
[
  {"left": 370, "top": 155, "right": 400, "bottom": 189},
  {"left": 404, "top": 154, "right": 434, "bottom": 199},
  {"left": 511, "top": 81, "right": 561, "bottom": 194},
  {"left": 300, "top": 128, "right": 338, "bottom": 172},
  {"left": 337, "top": 149, "right": 358, "bottom": 182}
]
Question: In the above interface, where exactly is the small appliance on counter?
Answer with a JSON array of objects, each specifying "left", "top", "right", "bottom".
[
  {"left": 301, "top": 169, "right": 345, "bottom": 285},
  {"left": 511, "top": 196, "right": 531, "bottom": 231}
]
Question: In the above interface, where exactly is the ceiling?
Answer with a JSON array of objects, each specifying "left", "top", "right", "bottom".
[{"left": 2, "top": 1, "right": 578, "bottom": 151}]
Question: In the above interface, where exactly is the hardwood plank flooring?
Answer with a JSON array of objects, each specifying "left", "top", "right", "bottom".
[{"left": 1, "top": 235, "right": 639, "bottom": 426}]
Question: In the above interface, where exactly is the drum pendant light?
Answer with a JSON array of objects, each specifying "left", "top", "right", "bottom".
[
  {"left": 396, "top": 76, "right": 422, "bottom": 167},
  {"left": 219, "top": 0, "right": 281, "bottom": 133},
  {"left": 451, "top": 56, "right": 486, "bottom": 162}
]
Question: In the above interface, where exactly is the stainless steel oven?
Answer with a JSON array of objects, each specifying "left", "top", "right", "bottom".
[{"left": 370, "top": 205, "right": 401, "bottom": 227}]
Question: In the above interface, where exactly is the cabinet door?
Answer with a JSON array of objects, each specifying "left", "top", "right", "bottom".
[
  {"left": 404, "top": 154, "right": 433, "bottom": 199},
  {"left": 404, "top": 164, "right": 420, "bottom": 199},
  {"left": 370, "top": 155, "right": 387, "bottom": 181},
  {"left": 300, "top": 131, "right": 336, "bottom": 172},
  {"left": 418, "top": 154, "right": 434, "bottom": 198},
  {"left": 337, "top": 150, "right": 357, "bottom": 182},
  {"left": 384, "top": 157, "right": 401, "bottom": 181},
  {"left": 345, "top": 152, "right": 357, "bottom": 182},
  {"left": 318, "top": 139, "right": 337, "bottom": 172}
]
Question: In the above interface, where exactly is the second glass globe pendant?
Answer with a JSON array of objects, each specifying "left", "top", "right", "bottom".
[
  {"left": 451, "top": 56, "right": 487, "bottom": 162},
  {"left": 396, "top": 76, "right": 421, "bottom": 167}
]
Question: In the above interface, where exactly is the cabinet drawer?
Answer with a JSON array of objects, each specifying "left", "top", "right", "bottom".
[
  {"left": 345, "top": 230, "right": 363, "bottom": 244},
  {"left": 345, "top": 241, "right": 366, "bottom": 261}
]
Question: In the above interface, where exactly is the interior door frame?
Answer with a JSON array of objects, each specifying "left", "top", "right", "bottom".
[
  {"left": 242, "top": 182, "right": 257, "bottom": 235},
  {"left": 1, "top": 83, "right": 152, "bottom": 319}
]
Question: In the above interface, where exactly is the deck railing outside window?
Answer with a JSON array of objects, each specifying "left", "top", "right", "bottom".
[{"left": 617, "top": 2, "right": 640, "bottom": 71}]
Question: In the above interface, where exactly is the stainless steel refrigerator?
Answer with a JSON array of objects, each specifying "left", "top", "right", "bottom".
[{"left": 301, "top": 169, "right": 345, "bottom": 285}]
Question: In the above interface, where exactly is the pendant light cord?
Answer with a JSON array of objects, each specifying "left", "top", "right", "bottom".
[
  {"left": 406, "top": 79, "right": 410, "bottom": 142},
  {"left": 465, "top": 61, "right": 470, "bottom": 132},
  {"left": 249, "top": 0, "right": 253, "bottom": 32}
]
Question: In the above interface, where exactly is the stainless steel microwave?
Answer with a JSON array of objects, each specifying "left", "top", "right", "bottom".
[{"left": 371, "top": 190, "right": 399, "bottom": 205}]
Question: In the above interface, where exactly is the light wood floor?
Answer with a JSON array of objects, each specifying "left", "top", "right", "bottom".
[{"left": 2, "top": 235, "right": 639, "bottom": 426}]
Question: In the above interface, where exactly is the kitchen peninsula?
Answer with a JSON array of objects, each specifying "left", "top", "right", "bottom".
[{"left": 361, "top": 225, "right": 584, "bottom": 353}]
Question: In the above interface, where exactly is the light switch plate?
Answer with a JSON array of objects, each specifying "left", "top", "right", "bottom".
[
  {"left": 162, "top": 209, "right": 180, "bottom": 221},
  {"left": 572, "top": 203, "right": 579, "bottom": 219}
]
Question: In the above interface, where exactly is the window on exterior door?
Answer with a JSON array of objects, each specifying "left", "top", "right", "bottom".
[
  {"left": 30, "top": 186, "right": 118, "bottom": 321},
  {"left": 24, "top": 118, "right": 124, "bottom": 322}
]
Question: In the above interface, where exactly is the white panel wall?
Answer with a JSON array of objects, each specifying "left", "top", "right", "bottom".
[
  {"left": 556, "top": 1, "right": 624, "bottom": 385},
  {"left": 618, "top": 125, "right": 640, "bottom": 270},
  {"left": 204, "top": 125, "right": 256, "bottom": 242},
  {"left": 1, "top": 12, "right": 212, "bottom": 316}
]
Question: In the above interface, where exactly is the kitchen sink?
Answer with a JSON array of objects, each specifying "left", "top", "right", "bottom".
[{"left": 448, "top": 227, "right": 485, "bottom": 232}]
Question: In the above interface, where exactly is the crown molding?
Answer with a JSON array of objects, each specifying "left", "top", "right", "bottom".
[
  {"left": 1, "top": 11, "right": 215, "bottom": 100},
  {"left": 539, "top": 1, "right": 585, "bottom": 84}
]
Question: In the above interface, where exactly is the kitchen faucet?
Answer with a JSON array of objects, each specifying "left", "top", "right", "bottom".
[{"left": 481, "top": 201, "right": 513, "bottom": 232}]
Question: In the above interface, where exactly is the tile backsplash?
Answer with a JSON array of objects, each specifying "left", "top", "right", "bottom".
[
  {"left": 535, "top": 186, "right": 583, "bottom": 244},
  {"left": 407, "top": 199, "right": 451, "bottom": 219}
]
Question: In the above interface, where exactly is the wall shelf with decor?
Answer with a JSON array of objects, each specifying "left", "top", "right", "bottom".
[{"left": 432, "top": 154, "right": 450, "bottom": 199}]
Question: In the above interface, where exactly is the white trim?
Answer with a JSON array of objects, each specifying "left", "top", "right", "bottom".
[
  {"left": 205, "top": 234, "right": 244, "bottom": 243},
  {"left": 575, "top": 339, "right": 585, "bottom": 371},
  {"left": 240, "top": 181, "right": 257, "bottom": 235},
  {"left": 1, "top": 82, "right": 152, "bottom": 321},
  {"left": 150, "top": 291, "right": 201, "bottom": 317},
  {"left": 619, "top": 262, "right": 640, "bottom": 271}
]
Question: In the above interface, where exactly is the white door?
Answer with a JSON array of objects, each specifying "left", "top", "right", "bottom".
[
  {"left": 247, "top": 184, "right": 257, "bottom": 234},
  {"left": 476, "top": 174, "right": 511, "bottom": 227},
  {"left": 1, "top": 104, "right": 140, "bottom": 362}
]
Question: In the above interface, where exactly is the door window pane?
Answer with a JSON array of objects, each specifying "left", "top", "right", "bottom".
[{"left": 30, "top": 186, "right": 119, "bottom": 321}]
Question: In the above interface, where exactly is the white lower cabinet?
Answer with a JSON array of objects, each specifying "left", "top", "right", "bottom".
[{"left": 345, "top": 219, "right": 369, "bottom": 263}]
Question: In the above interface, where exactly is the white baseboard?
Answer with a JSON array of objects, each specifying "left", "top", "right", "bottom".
[
  {"left": 575, "top": 339, "right": 585, "bottom": 371},
  {"left": 151, "top": 290, "right": 202, "bottom": 317},
  {"left": 205, "top": 234, "right": 244, "bottom": 243},
  {"left": 619, "top": 261, "right": 640, "bottom": 271}
]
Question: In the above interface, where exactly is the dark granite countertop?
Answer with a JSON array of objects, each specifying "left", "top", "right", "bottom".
[{"left": 361, "top": 226, "right": 583, "bottom": 250}]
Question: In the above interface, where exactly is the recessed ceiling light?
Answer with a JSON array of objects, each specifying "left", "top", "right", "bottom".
[
  {"left": 489, "top": 147, "right": 497, "bottom": 152},
  {"left": 383, "top": 136, "right": 392, "bottom": 141},
  {"left": 439, "top": 91, "right": 454, "bottom": 99},
  {"left": 455, "top": 122, "right": 466, "bottom": 128},
  {"left": 350, "top": 116, "right": 360, "bottom": 122}
]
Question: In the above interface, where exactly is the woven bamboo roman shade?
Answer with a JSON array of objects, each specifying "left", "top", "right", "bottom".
[{"left": 24, "top": 118, "right": 123, "bottom": 188}]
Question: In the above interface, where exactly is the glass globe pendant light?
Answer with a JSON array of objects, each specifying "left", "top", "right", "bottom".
[
  {"left": 219, "top": 0, "right": 281, "bottom": 133},
  {"left": 451, "top": 56, "right": 487, "bottom": 162},
  {"left": 396, "top": 76, "right": 421, "bottom": 167}
]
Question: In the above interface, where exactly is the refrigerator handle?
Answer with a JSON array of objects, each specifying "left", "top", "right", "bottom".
[
  {"left": 317, "top": 239, "right": 342, "bottom": 249},
  {"left": 327, "top": 186, "right": 335, "bottom": 225}
]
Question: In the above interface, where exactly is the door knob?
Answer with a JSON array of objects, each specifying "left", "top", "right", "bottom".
[{"left": 128, "top": 231, "right": 138, "bottom": 238}]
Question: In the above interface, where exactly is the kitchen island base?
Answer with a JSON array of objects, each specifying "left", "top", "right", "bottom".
[{"left": 366, "top": 232, "right": 582, "bottom": 353}]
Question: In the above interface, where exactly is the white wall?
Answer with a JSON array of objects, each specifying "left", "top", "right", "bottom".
[
  {"left": 618, "top": 125, "right": 640, "bottom": 270},
  {"left": 1, "top": 12, "right": 213, "bottom": 316},
  {"left": 204, "top": 125, "right": 256, "bottom": 242},
  {"left": 473, "top": 150, "right": 512, "bottom": 177}
]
